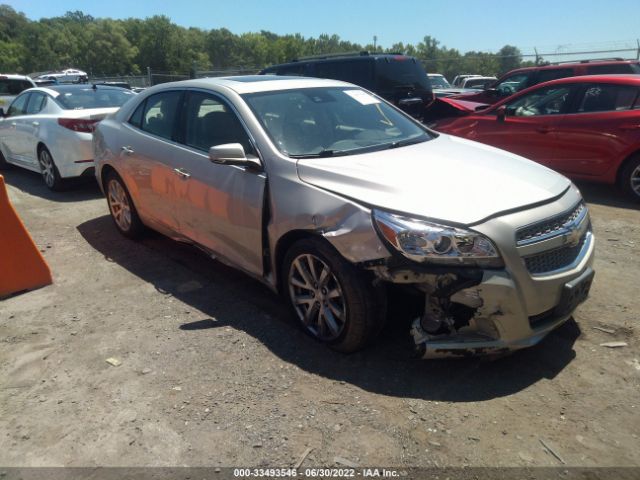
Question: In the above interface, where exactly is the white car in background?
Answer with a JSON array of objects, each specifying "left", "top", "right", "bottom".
[
  {"left": 0, "top": 84, "right": 136, "bottom": 190},
  {"left": 36, "top": 68, "right": 88, "bottom": 84},
  {"left": 0, "top": 74, "right": 36, "bottom": 109},
  {"left": 460, "top": 76, "right": 497, "bottom": 89}
]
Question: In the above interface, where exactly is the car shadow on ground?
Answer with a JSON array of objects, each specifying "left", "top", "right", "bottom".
[
  {"left": 1, "top": 167, "right": 102, "bottom": 202},
  {"left": 576, "top": 181, "right": 639, "bottom": 210},
  {"left": 78, "top": 215, "right": 580, "bottom": 402}
]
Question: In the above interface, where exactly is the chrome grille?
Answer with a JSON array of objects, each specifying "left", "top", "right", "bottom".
[
  {"left": 517, "top": 202, "right": 585, "bottom": 244},
  {"left": 524, "top": 232, "right": 588, "bottom": 275}
]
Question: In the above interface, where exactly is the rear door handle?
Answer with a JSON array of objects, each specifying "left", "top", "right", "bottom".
[
  {"left": 32, "top": 121, "right": 39, "bottom": 126},
  {"left": 121, "top": 146, "right": 134, "bottom": 155},
  {"left": 619, "top": 124, "right": 640, "bottom": 131},
  {"left": 173, "top": 167, "right": 191, "bottom": 179},
  {"left": 10, "top": 122, "right": 16, "bottom": 127},
  {"left": 536, "top": 126, "right": 552, "bottom": 134}
]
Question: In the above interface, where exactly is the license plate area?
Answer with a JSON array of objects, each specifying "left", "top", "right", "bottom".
[{"left": 553, "top": 267, "right": 595, "bottom": 318}]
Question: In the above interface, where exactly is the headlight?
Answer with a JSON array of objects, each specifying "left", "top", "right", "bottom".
[{"left": 373, "top": 210, "right": 503, "bottom": 267}]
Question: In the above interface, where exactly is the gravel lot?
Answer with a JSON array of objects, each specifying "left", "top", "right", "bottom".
[{"left": 1, "top": 168, "right": 639, "bottom": 469}]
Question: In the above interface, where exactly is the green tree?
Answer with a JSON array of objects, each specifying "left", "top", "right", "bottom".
[{"left": 497, "top": 45, "right": 522, "bottom": 74}]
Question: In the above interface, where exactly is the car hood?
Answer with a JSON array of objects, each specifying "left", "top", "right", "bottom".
[
  {"left": 437, "top": 96, "right": 490, "bottom": 113},
  {"left": 296, "top": 134, "right": 571, "bottom": 225}
]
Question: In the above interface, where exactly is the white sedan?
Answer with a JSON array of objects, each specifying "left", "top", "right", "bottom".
[{"left": 0, "top": 84, "right": 136, "bottom": 190}]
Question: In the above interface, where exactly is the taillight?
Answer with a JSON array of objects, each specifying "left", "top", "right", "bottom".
[{"left": 57, "top": 118, "right": 99, "bottom": 133}]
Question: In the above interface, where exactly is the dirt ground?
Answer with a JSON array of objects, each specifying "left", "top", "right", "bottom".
[{"left": 1, "top": 168, "right": 639, "bottom": 469}]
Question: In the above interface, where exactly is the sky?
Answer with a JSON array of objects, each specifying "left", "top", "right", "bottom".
[{"left": 6, "top": 0, "right": 640, "bottom": 56}]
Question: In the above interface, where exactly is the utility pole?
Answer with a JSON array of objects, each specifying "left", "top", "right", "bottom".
[{"left": 373, "top": 35, "right": 377, "bottom": 52}]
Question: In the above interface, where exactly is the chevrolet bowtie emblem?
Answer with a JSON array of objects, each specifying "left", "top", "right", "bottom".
[{"left": 564, "top": 224, "right": 582, "bottom": 247}]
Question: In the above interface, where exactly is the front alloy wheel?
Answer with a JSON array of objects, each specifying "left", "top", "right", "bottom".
[
  {"left": 288, "top": 253, "right": 347, "bottom": 341},
  {"left": 283, "top": 238, "right": 386, "bottom": 352}
]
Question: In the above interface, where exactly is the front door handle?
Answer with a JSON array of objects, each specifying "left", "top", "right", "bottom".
[
  {"left": 173, "top": 167, "right": 191, "bottom": 179},
  {"left": 121, "top": 146, "right": 134, "bottom": 155},
  {"left": 32, "top": 121, "right": 39, "bottom": 126},
  {"left": 10, "top": 122, "right": 16, "bottom": 127},
  {"left": 536, "top": 126, "right": 552, "bottom": 134},
  {"left": 619, "top": 124, "right": 640, "bottom": 131}
]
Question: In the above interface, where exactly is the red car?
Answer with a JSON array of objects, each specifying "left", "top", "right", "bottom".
[
  {"left": 450, "top": 59, "right": 640, "bottom": 105},
  {"left": 431, "top": 75, "right": 640, "bottom": 201}
]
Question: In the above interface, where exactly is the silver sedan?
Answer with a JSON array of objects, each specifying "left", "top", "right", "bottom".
[{"left": 93, "top": 76, "right": 595, "bottom": 357}]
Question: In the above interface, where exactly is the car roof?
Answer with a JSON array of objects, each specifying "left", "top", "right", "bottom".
[
  {"left": 535, "top": 74, "right": 640, "bottom": 87},
  {"left": 464, "top": 76, "right": 496, "bottom": 80},
  {"left": 0, "top": 74, "right": 33, "bottom": 80},
  {"left": 487, "top": 74, "right": 640, "bottom": 110},
  {"left": 24, "top": 84, "right": 131, "bottom": 97},
  {"left": 504, "top": 59, "right": 640, "bottom": 76},
  {"left": 148, "top": 75, "right": 355, "bottom": 94}
]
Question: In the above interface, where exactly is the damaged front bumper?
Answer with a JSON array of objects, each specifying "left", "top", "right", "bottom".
[
  {"left": 409, "top": 266, "right": 594, "bottom": 358},
  {"left": 371, "top": 230, "right": 595, "bottom": 358}
]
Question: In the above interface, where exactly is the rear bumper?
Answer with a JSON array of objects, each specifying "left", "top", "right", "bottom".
[{"left": 44, "top": 129, "right": 94, "bottom": 178}]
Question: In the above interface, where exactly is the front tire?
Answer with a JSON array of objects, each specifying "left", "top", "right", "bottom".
[
  {"left": 283, "top": 237, "right": 386, "bottom": 353},
  {"left": 619, "top": 154, "right": 640, "bottom": 202},
  {"left": 38, "top": 147, "right": 64, "bottom": 191},
  {"left": 105, "top": 171, "right": 145, "bottom": 239}
]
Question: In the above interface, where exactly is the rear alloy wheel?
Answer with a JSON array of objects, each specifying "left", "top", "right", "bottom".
[
  {"left": 105, "top": 172, "right": 145, "bottom": 239},
  {"left": 283, "top": 238, "right": 386, "bottom": 353},
  {"left": 38, "top": 147, "right": 63, "bottom": 191},
  {"left": 620, "top": 154, "right": 640, "bottom": 202}
]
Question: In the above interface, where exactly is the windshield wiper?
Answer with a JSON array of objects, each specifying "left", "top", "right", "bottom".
[
  {"left": 290, "top": 149, "right": 343, "bottom": 159},
  {"left": 387, "top": 136, "right": 429, "bottom": 149}
]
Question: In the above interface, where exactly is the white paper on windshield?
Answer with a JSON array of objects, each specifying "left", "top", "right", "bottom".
[{"left": 344, "top": 90, "right": 380, "bottom": 105}]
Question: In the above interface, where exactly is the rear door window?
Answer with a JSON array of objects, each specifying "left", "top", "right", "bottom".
[
  {"left": 586, "top": 63, "right": 636, "bottom": 74},
  {"left": 139, "top": 91, "right": 183, "bottom": 140},
  {"left": 535, "top": 68, "right": 574, "bottom": 84},
  {"left": 576, "top": 84, "right": 640, "bottom": 113}
]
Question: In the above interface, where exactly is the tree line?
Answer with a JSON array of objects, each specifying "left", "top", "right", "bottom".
[{"left": 0, "top": 4, "right": 533, "bottom": 80}]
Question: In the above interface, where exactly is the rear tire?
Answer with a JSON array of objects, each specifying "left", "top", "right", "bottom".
[
  {"left": 619, "top": 154, "right": 640, "bottom": 202},
  {"left": 38, "top": 147, "right": 64, "bottom": 191},
  {"left": 105, "top": 171, "right": 145, "bottom": 239},
  {"left": 282, "top": 237, "right": 386, "bottom": 353}
]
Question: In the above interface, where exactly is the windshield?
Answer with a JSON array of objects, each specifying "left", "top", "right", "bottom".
[
  {"left": 0, "top": 79, "right": 32, "bottom": 96},
  {"left": 242, "top": 87, "right": 432, "bottom": 158},
  {"left": 54, "top": 88, "right": 136, "bottom": 110},
  {"left": 429, "top": 75, "right": 451, "bottom": 88},
  {"left": 375, "top": 58, "right": 432, "bottom": 92}
]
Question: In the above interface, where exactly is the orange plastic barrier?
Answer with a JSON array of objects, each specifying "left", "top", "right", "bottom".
[{"left": 0, "top": 175, "right": 52, "bottom": 298}]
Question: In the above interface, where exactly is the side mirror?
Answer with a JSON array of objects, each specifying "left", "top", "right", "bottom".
[
  {"left": 208, "top": 143, "right": 262, "bottom": 170},
  {"left": 496, "top": 106, "right": 506, "bottom": 121},
  {"left": 486, "top": 88, "right": 498, "bottom": 97}
]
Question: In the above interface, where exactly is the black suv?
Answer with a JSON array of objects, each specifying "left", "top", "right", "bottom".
[{"left": 260, "top": 52, "right": 434, "bottom": 119}]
